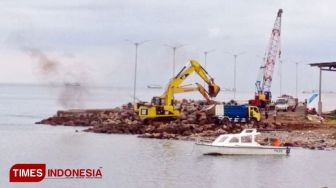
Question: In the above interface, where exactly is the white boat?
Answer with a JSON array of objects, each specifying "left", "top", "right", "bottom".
[
  {"left": 195, "top": 129, "right": 290, "bottom": 156},
  {"left": 64, "top": 82, "right": 81, "bottom": 87},
  {"left": 147, "top": 84, "right": 162, "bottom": 89}
]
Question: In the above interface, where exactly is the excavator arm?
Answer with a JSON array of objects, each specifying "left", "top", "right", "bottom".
[
  {"left": 135, "top": 59, "right": 220, "bottom": 120},
  {"left": 161, "top": 59, "right": 220, "bottom": 106},
  {"left": 173, "top": 83, "right": 216, "bottom": 104}
]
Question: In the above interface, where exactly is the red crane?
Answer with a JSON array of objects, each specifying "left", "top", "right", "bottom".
[{"left": 250, "top": 9, "right": 283, "bottom": 108}]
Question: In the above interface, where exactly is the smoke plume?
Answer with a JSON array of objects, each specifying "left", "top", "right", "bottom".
[{"left": 26, "top": 48, "right": 89, "bottom": 109}]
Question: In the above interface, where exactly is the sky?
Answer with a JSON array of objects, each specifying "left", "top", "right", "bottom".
[{"left": 0, "top": 0, "right": 335, "bottom": 96}]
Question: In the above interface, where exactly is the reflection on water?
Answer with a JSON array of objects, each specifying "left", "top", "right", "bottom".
[
  {"left": 0, "top": 84, "right": 336, "bottom": 188},
  {"left": 1, "top": 125, "right": 336, "bottom": 188}
]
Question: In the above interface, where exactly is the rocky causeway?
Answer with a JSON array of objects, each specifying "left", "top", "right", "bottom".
[{"left": 37, "top": 99, "right": 336, "bottom": 150}]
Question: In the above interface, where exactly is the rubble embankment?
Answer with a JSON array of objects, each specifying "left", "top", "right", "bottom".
[{"left": 36, "top": 99, "right": 336, "bottom": 150}]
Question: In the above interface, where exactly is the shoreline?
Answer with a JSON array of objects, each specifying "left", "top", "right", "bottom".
[{"left": 36, "top": 99, "right": 336, "bottom": 150}]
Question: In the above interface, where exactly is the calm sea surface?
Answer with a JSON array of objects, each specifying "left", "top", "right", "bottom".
[{"left": 0, "top": 84, "right": 335, "bottom": 188}]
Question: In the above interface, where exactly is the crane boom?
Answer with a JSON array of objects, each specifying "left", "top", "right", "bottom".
[
  {"left": 256, "top": 9, "right": 283, "bottom": 93},
  {"left": 250, "top": 9, "right": 283, "bottom": 108}
]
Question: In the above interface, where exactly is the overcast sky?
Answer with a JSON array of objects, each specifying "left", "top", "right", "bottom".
[{"left": 0, "top": 0, "right": 335, "bottom": 95}]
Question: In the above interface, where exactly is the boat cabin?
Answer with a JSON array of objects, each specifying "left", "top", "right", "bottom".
[{"left": 212, "top": 129, "right": 261, "bottom": 147}]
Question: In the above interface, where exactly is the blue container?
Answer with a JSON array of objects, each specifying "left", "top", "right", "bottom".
[{"left": 224, "top": 105, "right": 248, "bottom": 118}]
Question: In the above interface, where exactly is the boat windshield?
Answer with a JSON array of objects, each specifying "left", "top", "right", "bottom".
[
  {"left": 218, "top": 136, "right": 228, "bottom": 143},
  {"left": 229, "top": 137, "right": 239, "bottom": 143}
]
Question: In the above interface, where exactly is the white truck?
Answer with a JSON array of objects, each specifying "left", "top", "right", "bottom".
[{"left": 275, "top": 95, "right": 298, "bottom": 112}]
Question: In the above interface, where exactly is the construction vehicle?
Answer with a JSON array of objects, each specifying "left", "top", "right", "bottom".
[
  {"left": 208, "top": 104, "right": 261, "bottom": 125},
  {"left": 249, "top": 9, "right": 283, "bottom": 108},
  {"left": 134, "top": 59, "right": 220, "bottom": 120}
]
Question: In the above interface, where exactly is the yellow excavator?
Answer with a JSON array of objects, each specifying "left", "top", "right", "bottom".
[{"left": 134, "top": 59, "right": 220, "bottom": 120}]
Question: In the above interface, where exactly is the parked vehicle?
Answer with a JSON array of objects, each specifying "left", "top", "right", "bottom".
[
  {"left": 209, "top": 104, "right": 261, "bottom": 124},
  {"left": 275, "top": 95, "right": 298, "bottom": 112}
]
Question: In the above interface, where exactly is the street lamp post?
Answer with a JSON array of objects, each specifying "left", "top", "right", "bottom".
[
  {"left": 165, "top": 44, "right": 185, "bottom": 78},
  {"left": 224, "top": 51, "right": 245, "bottom": 99},
  {"left": 279, "top": 59, "right": 283, "bottom": 96},
  {"left": 204, "top": 51, "right": 207, "bottom": 68},
  {"left": 295, "top": 62, "right": 300, "bottom": 98},
  {"left": 203, "top": 50, "right": 215, "bottom": 87},
  {"left": 203, "top": 49, "right": 215, "bottom": 70},
  {"left": 125, "top": 39, "right": 150, "bottom": 103},
  {"left": 233, "top": 54, "right": 238, "bottom": 99},
  {"left": 318, "top": 67, "right": 322, "bottom": 116}
]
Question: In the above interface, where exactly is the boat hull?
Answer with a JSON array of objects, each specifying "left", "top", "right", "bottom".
[{"left": 196, "top": 143, "right": 290, "bottom": 156}]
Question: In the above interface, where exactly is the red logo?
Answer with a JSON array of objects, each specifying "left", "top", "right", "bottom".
[
  {"left": 9, "top": 163, "right": 103, "bottom": 182},
  {"left": 9, "top": 164, "right": 46, "bottom": 182}
]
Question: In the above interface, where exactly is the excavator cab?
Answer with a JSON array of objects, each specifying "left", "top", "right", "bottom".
[
  {"left": 133, "top": 97, "right": 164, "bottom": 113},
  {"left": 151, "top": 97, "right": 164, "bottom": 106},
  {"left": 264, "top": 91, "right": 272, "bottom": 101},
  {"left": 258, "top": 91, "right": 271, "bottom": 108},
  {"left": 249, "top": 92, "right": 266, "bottom": 108}
]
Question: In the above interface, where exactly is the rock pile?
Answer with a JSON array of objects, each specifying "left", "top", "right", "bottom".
[
  {"left": 36, "top": 99, "right": 336, "bottom": 150},
  {"left": 256, "top": 129, "right": 336, "bottom": 150},
  {"left": 37, "top": 99, "right": 268, "bottom": 139}
]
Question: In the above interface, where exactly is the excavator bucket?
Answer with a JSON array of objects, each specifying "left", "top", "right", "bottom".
[
  {"left": 194, "top": 83, "right": 218, "bottom": 104},
  {"left": 208, "top": 78, "right": 220, "bottom": 97}
]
